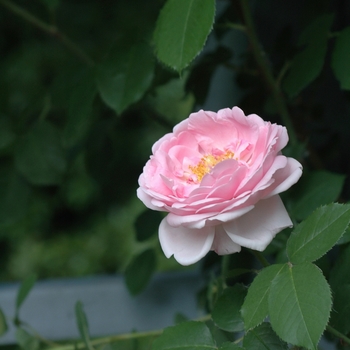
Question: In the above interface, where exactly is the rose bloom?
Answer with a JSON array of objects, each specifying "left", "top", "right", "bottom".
[{"left": 137, "top": 107, "right": 302, "bottom": 265}]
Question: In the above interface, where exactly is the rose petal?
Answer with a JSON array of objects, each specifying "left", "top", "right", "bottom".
[
  {"left": 166, "top": 201, "right": 254, "bottom": 229},
  {"left": 137, "top": 188, "right": 167, "bottom": 211},
  {"left": 223, "top": 195, "right": 292, "bottom": 251},
  {"left": 211, "top": 225, "right": 241, "bottom": 255},
  {"left": 159, "top": 217, "right": 215, "bottom": 266},
  {"left": 263, "top": 158, "right": 303, "bottom": 198}
]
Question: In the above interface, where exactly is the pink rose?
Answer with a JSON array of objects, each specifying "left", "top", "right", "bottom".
[{"left": 137, "top": 107, "right": 302, "bottom": 265}]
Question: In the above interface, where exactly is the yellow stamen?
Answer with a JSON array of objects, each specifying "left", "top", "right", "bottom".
[{"left": 189, "top": 150, "right": 234, "bottom": 182}]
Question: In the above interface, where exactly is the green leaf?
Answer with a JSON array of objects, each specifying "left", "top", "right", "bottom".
[
  {"left": 148, "top": 75, "right": 195, "bottom": 125},
  {"left": 75, "top": 301, "right": 93, "bottom": 350},
  {"left": 287, "top": 203, "right": 350, "bottom": 264},
  {"left": 332, "top": 26, "right": 350, "bottom": 90},
  {"left": 329, "top": 244, "right": 350, "bottom": 333},
  {"left": 288, "top": 170, "right": 345, "bottom": 221},
  {"left": 16, "top": 274, "right": 37, "bottom": 314},
  {"left": 211, "top": 284, "right": 246, "bottom": 332},
  {"left": 283, "top": 14, "right": 333, "bottom": 97},
  {"left": 14, "top": 121, "right": 67, "bottom": 185},
  {"left": 63, "top": 69, "right": 97, "bottom": 148},
  {"left": 124, "top": 248, "right": 157, "bottom": 295},
  {"left": 152, "top": 321, "right": 216, "bottom": 350},
  {"left": 243, "top": 323, "right": 288, "bottom": 350},
  {"left": 15, "top": 328, "right": 39, "bottom": 350},
  {"left": 153, "top": 0, "right": 215, "bottom": 72},
  {"left": 219, "top": 342, "right": 244, "bottom": 350},
  {"left": 134, "top": 209, "right": 163, "bottom": 242},
  {"left": 337, "top": 225, "right": 350, "bottom": 245},
  {"left": 241, "top": 264, "right": 287, "bottom": 330},
  {"left": 268, "top": 262, "right": 332, "bottom": 350},
  {"left": 0, "top": 307, "right": 8, "bottom": 336},
  {"left": 96, "top": 41, "right": 154, "bottom": 115}
]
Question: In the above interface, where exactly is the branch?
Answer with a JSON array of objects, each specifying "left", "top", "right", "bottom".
[
  {"left": 239, "top": 0, "right": 298, "bottom": 146},
  {"left": 0, "top": 0, "right": 94, "bottom": 67}
]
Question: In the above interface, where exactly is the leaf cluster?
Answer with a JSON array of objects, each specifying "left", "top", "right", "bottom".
[{"left": 1, "top": 0, "right": 350, "bottom": 350}]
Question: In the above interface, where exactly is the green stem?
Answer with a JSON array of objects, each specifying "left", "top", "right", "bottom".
[
  {"left": 239, "top": 0, "right": 298, "bottom": 146},
  {"left": 224, "top": 22, "right": 247, "bottom": 32},
  {"left": 50, "top": 329, "right": 163, "bottom": 350},
  {"left": 45, "top": 314, "right": 212, "bottom": 350},
  {"left": 0, "top": 0, "right": 94, "bottom": 67},
  {"left": 251, "top": 250, "right": 270, "bottom": 267},
  {"left": 221, "top": 255, "right": 230, "bottom": 280},
  {"left": 326, "top": 325, "right": 350, "bottom": 346}
]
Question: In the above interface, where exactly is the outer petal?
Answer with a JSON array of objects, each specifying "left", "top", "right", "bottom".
[
  {"left": 159, "top": 217, "right": 215, "bottom": 266},
  {"left": 211, "top": 225, "right": 241, "bottom": 255},
  {"left": 223, "top": 195, "right": 292, "bottom": 251},
  {"left": 137, "top": 188, "right": 166, "bottom": 211},
  {"left": 264, "top": 158, "right": 303, "bottom": 198}
]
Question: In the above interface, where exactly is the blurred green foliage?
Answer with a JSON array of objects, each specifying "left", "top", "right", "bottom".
[
  {"left": 0, "top": 0, "right": 186, "bottom": 281},
  {"left": 1, "top": 0, "right": 350, "bottom": 287}
]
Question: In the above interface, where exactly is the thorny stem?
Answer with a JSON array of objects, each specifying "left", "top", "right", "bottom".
[
  {"left": 0, "top": 0, "right": 94, "bottom": 67},
  {"left": 239, "top": 0, "right": 298, "bottom": 146}
]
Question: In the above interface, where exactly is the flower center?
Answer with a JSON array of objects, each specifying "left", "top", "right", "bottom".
[{"left": 189, "top": 150, "right": 235, "bottom": 183}]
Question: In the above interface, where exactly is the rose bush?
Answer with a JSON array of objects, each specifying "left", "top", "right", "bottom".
[{"left": 137, "top": 107, "right": 302, "bottom": 265}]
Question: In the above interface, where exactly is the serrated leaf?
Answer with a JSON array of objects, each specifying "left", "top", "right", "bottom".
[
  {"left": 134, "top": 209, "right": 163, "bottom": 242},
  {"left": 241, "top": 264, "right": 287, "bottom": 330},
  {"left": 152, "top": 321, "right": 216, "bottom": 350},
  {"left": 212, "top": 284, "right": 246, "bottom": 332},
  {"left": 332, "top": 26, "right": 350, "bottom": 90},
  {"left": 269, "top": 262, "right": 332, "bottom": 350},
  {"left": 288, "top": 170, "right": 345, "bottom": 221},
  {"left": 14, "top": 121, "right": 67, "bottom": 185},
  {"left": 75, "top": 301, "right": 93, "bottom": 350},
  {"left": 283, "top": 14, "right": 333, "bottom": 97},
  {"left": 96, "top": 41, "right": 154, "bottom": 115},
  {"left": 243, "top": 323, "right": 288, "bottom": 350},
  {"left": 206, "top": 320, "right": 232, "bottom": 348},
  {"left": 16, "top": 274, "right": 37, "bottom": 315},
  {"left": 124, "top": 248, "right": 156, "bottom": 295},
  {"left": 153, "top": 0, "right": 215, "bottom": 72},
  {"left": 63, "top": 68, "right": 97, "bottom": 148},
  {"left": 337, "top": 225, "right": 350, "bottom": 245},
  {"left": 0, "top": 307, "right": 8, "bottom": 336},
  {"left": 329, "top": 244, "right": 350, "bottom": 333},
  {"left": 287, "top": 203, "right": 350, "bottom": 264},
  {"left": 15, "top": 328, "right": 39, "bottom": 350}
]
